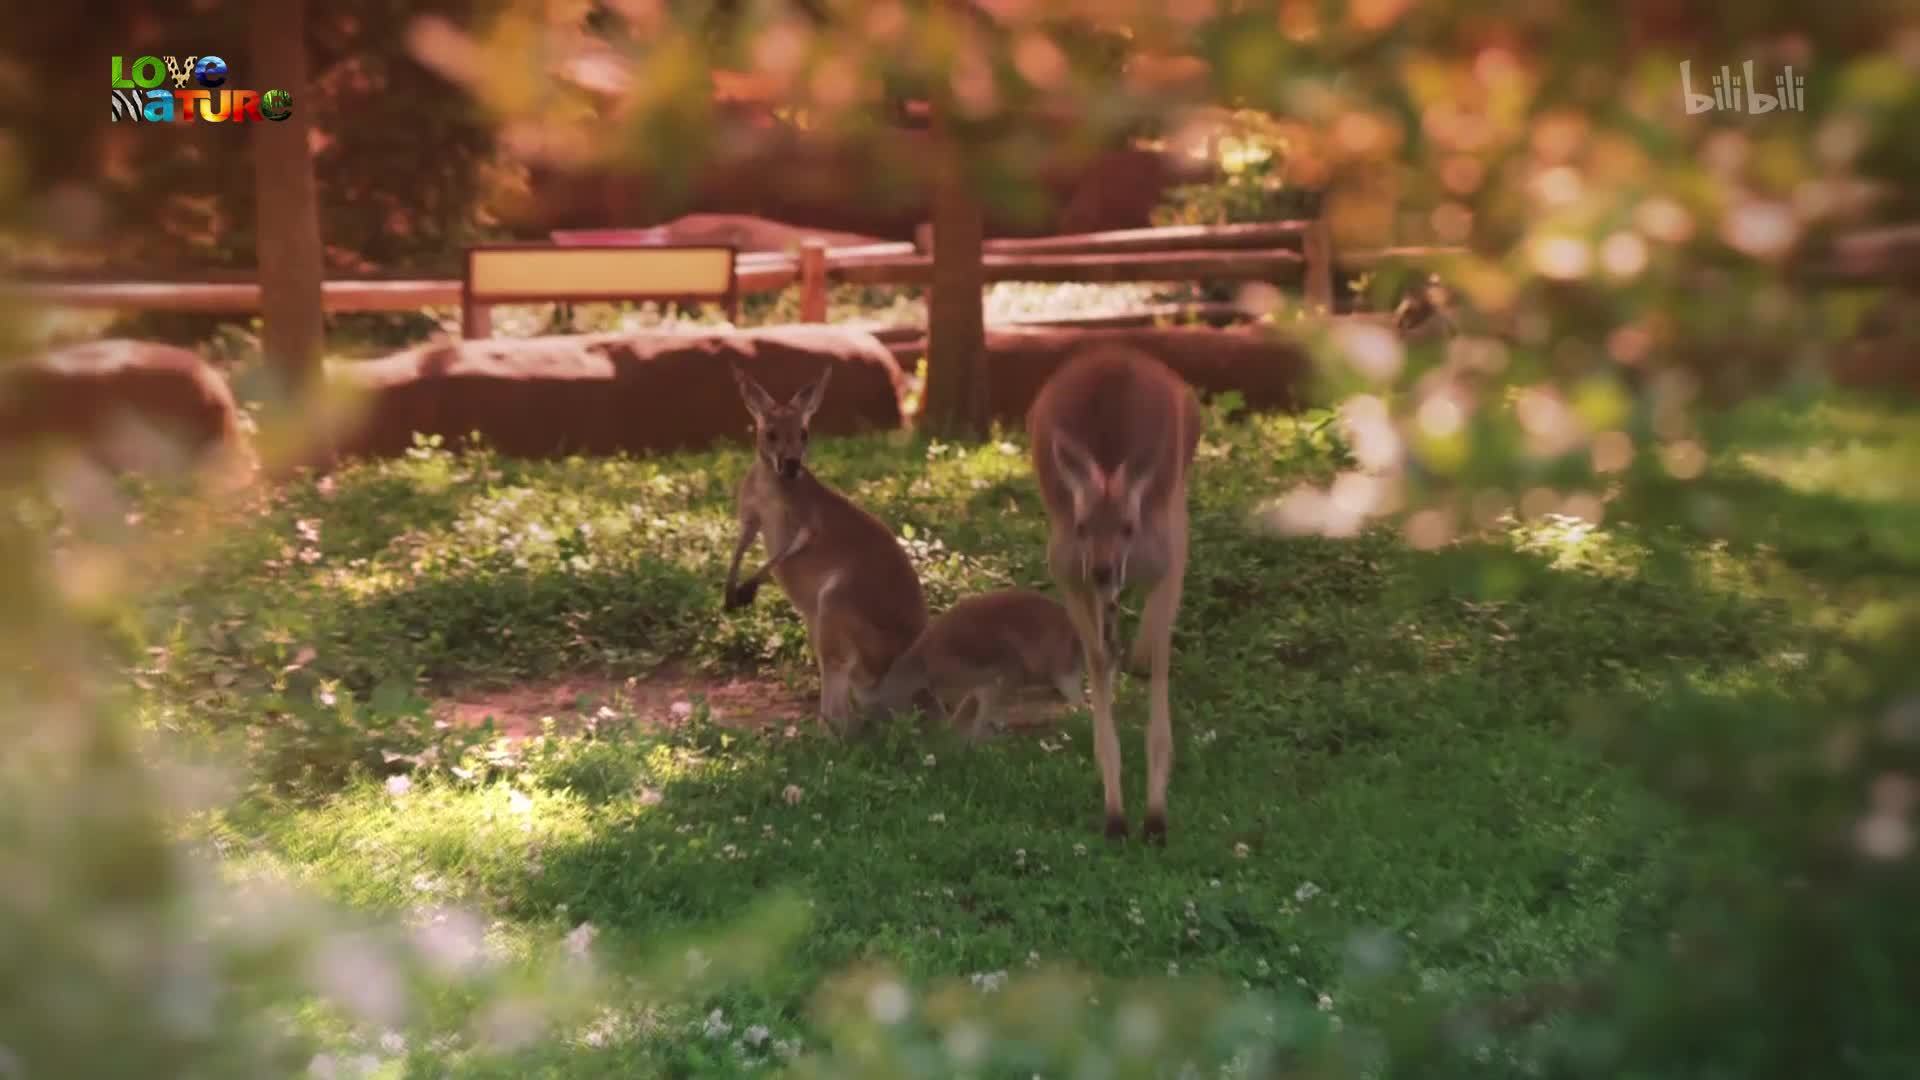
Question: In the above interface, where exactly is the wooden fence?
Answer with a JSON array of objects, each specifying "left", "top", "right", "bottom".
[
  {"left": 8, "top": 220, "right": 1469, "bottom": 326},
  {"left": 12, "top": 220, "right": 1916, "bottom": 326}
]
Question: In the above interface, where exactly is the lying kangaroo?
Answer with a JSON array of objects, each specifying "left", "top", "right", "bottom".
[
  {"left": 864, "top": 588, "right": 1087, "bottom": 741},
  {"left": 722, "top": 363, "right": 929, "bottom": 732},
  {"left": 1028, "top": 343, "right": 1201, "bottom": 844}
]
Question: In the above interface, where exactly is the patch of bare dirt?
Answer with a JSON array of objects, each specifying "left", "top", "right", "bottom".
[{"left": 431, "top": 667, "right": 1075, "bottom": 741}]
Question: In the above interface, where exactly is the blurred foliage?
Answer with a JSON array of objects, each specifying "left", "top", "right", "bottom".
[
  {"left": 3, "top": 0, "right": 522, "bottom": 279},
  {"left": 5, "top": 0, "right": 1920, "bottom": 1076},
  {"left": 1151, "top": 111, "right": 1323, "bottom": 226}
]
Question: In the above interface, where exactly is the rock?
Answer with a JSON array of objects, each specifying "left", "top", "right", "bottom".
[
  {"left": 328, "top": 325, "right": 908, "bottom": 461},
  {"left": 0, "top": 338, "right": 251, "bottom": 480},
  {"left": 979, "top": 326, "right": 1314, "bottom": 424},
  {"left": 524, "top": 137, "right": 1214, "bottom": 242},
  {"left": 642, "top": 213, "right": 888, "bottom": 254}
]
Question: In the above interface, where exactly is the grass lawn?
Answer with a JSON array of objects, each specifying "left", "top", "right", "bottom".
[{"left": 120, "top": 387, "right": 1920, "bottom": 1077}]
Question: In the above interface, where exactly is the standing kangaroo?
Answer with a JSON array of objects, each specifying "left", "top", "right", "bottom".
[
  {"left": 864, "top": 588, "right": 1087, "bottom": 741},
  {"left": 1027, "top": 344, "right": 1202, "bottom": 843},
  {"left": 722, "top": 363, "right": 929, "bottom": 732}
]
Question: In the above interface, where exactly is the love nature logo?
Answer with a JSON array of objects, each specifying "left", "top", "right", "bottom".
[{"left": 110, "top": 54, "right": 293, "bottom": 124}]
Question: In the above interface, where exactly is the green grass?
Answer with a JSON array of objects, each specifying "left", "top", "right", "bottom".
[{"left": 120, "top": 389, "right": 1920, "bottom": 1076}]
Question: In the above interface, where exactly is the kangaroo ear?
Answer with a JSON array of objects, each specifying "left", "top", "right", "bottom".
[
  {"left": 732, "top": 363, "right": 776, "bottom": 420},
  {"left": 1117, "top": 462, "right": 1153, "bottom": 519},
  {"left": 1051, "top": 434, "right": 1108, "bottom": 507},
  {"left": 791, "top": 365, "right": 832, "bottom": 423}
]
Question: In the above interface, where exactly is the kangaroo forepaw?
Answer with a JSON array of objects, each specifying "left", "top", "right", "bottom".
[
  {"left": 724, "top": 580, "right": 760, "bottom": 610},
  {"left": 1104, "top": 814, "right": 1130, "bottom": 842},
  {"left": 1142, "top": 813, "right": 1168, "bottom": 846}
]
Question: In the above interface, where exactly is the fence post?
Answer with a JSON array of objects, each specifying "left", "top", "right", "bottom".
[
  {"left": 798, "top": 239, "right": 829, "bottom": 322},
  {"left": 1303, "top": 217, "right": 1335, "bottom": 315}
]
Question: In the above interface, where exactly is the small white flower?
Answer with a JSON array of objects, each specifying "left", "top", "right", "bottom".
[
  {"left": 1073, "top": 842, "right": 1087, "bottom": 856},
  {"left": 945, "top": 1021, "right": 988, "bottom": 1064},
  {"left": 782, "top": 784, "right": 804, "bottom": 805},
  {"left": 379, "top": 1031, "right": 407, "bottom": 1055},
  {"left": 923, "top": 753, "right": 937, "bottom": 767},
  {"left": 564, "top": 921, "right": 597, "bottom": 959},
  {"left": 866, "top": 980, "right": 910, "bottom": 1024},
  {"left": 1316, "top": 992, "right": 1334, "bottom": 1011},
  {"left": 385, "top": 774, "right": 413, "bottom": 797},
  {"left": 928, "top": 812, "right": 946, "bottom": 824},
  {"left": 703, "top": 1009, "right": 731, "bottom": 1038},
  {"left": 508, "top": 789, "right": 533, "bottom": 814},
  {"left": 1167, "top": 961, "right": 1181, "bottom": 976},
  {"left": 1294, "top": 882, "right": 1322, "bottom": 903},
  {"left": 744, "top": 1024, "right": 771, "bottom": 1047},
  {"left": 969, "top": 970, "right": 1008, "bottom": 994},
  {"left": 1233, "top": 842, "right": 1251, "bottom": 859}
]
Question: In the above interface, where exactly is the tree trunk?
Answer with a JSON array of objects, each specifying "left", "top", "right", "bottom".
[
  {"left": 919, "top": 99, "right": 990, "bottom": 439},
  {"left": 251, "top": 0, "right": 325, "bottom": 400}
]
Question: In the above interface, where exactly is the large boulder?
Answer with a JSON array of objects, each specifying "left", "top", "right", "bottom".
[
  {"left": 599, "top": 213, "right": 888, "bottom": 253},
  {"left": 329, "top": 326, "right": 908, "bottom": 461},
  {"left": 0, "top": 339, "right": 249, "bottom": 478},
  {"left": 523, "top": 140, "right": 1213, "bottom": 242},
  {"left": 981, "top": 326, "right": 1314, "bottom": 425}
]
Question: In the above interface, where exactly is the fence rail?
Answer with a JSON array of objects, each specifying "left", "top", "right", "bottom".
[{"left": 7, "top": 221, "right": 1471, "bottom": 319}]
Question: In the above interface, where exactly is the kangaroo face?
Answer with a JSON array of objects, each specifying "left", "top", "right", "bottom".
[
  {"left": 1051, "top": 436, "right": 1152, "bottom": 604},
  {"left": 733, "top": 364, "right": 830, "bottom": 480}
]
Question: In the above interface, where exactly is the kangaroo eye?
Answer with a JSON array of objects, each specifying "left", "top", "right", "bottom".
[{"left": 1120, "top": 523, "right": 1135, "bottom": 541}]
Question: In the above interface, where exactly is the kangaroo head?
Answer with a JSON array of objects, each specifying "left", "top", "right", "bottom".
[
  {"left": 733, "top": 363, "right": 830, "bottom": 480},
  {"left": 1052, "top": 434, "right": 1152, "bottom": 602}
]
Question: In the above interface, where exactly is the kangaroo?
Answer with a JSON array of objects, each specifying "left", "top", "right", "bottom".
[
  {"left": 864, "top": 588, "right": 1087, "bottom": 741},
  {"left": 1027, "top": 343, "right": 1202, "bottom": 844},
  {"left": 722, "top": 363, "right": 929, "bottom": 732}
]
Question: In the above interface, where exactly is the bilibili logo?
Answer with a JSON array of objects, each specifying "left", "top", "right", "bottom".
[
  {"left": 1680, "top": 59, "right": 1807, "bottom": 115},
  {"left": 110, "top": 54, "right": 292, "bottom": 124}
]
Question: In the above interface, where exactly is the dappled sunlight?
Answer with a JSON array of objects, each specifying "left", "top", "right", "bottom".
[
  {"left": 1737, "top": 439, "right": 1920, "bottom": 505},
  {"left": 6, "top": 0, "right": 1920, "bottom": 1073}
]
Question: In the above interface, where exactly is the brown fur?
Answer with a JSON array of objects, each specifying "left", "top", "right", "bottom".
[
  {"left": 1027, "top": 343, "right": 1202, "bottom": 843},
  {"left": 723, "top": 363, "right": 929, "bottom": 732},
  {"left": 866, "top": 589, "right": 1086, "bottom": 740}
]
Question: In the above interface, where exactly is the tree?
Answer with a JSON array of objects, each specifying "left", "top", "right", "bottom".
[
  {"left": 251, "top": 0, "right": 326, "bottom": 398},
  {"left": 920, "top": 95, "right": 992, "bottom": 438}
]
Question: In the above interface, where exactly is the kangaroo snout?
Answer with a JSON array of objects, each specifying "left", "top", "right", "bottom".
[
  {"left": 1089, "top": 563, "right": 1116, "bottom": 589},
  {"left": 778, "top": 457, "right": 803, "bottom": 479}
]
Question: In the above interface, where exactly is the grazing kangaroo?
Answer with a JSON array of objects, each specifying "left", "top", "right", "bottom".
[
  {"left": 1027, "top": 343, "right": 1201, "bottom": 844},
  {"left": 722, "top": 363, "right": 929, "bottom": 732},
  {"left": 864, "top": 588, "right": 1086, "bottom": 741}
]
